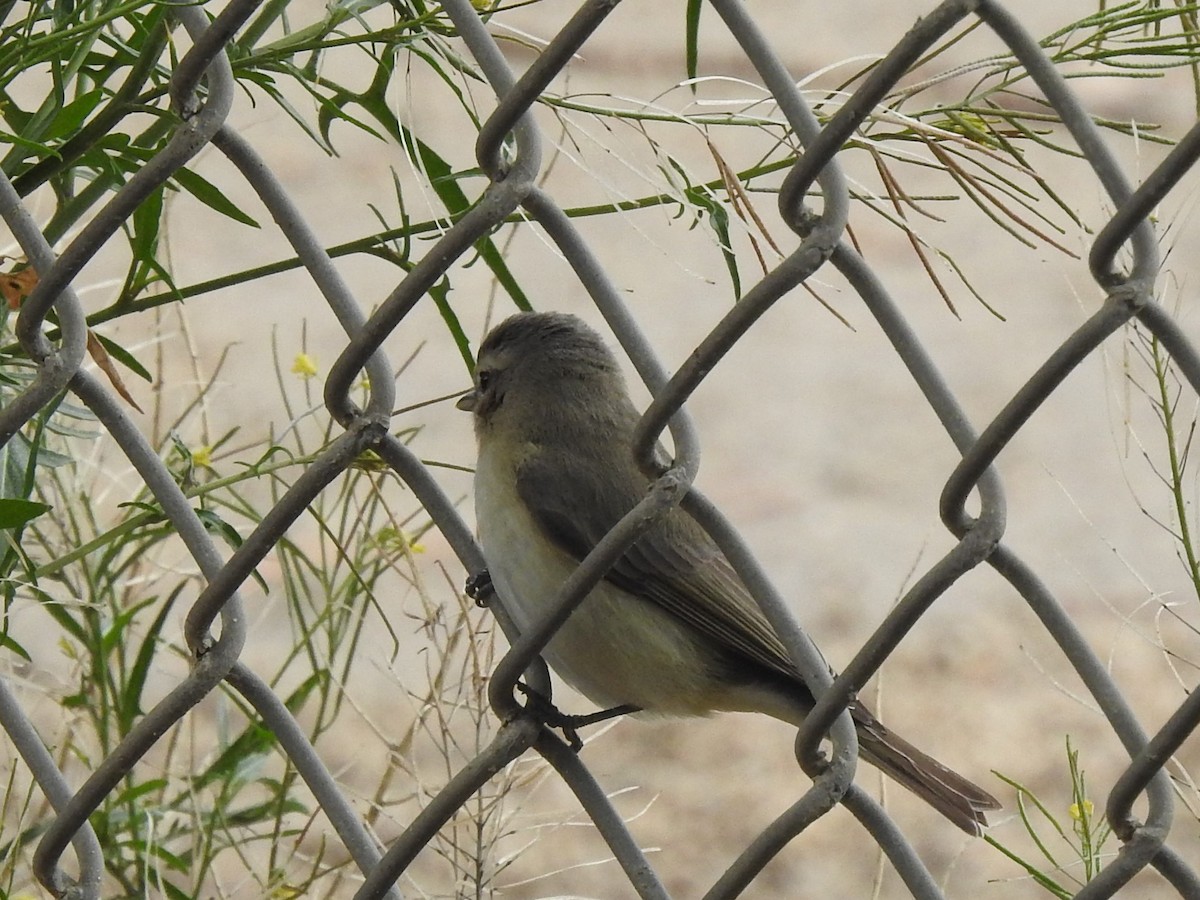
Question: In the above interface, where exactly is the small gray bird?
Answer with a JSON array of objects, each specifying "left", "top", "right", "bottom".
[{"left": 457, "top": 310, "right": 999, "bottom": 835}]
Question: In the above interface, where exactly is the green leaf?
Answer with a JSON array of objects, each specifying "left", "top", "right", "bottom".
[
  {"left": 250, "top": 73, "right": 337, "bottom": 154},
  {"left": 101, "top": 595, "right": 159, "bottom": 656},
  {"left": 0, "top": 498, "right": 50, "bottom": 529},
  {"left": 195, "top": 508, "right": 242, "bottom": 548},
  {"left": 310, "top": 42, "right": 530, "bottom": 314},
  {"left": 221, "top": 797, "right": 308, "bottom": 828},
  {"left": 283, "top": 669, "right": 323, "bottom": 714},
  {"left": 692, "top": 191, "right": 740, "bottom": 300},
  {"left": 161, "top": 881, "right": 194, "bottom": 900},
  {"left": 685, "top": 0, "right": 702, "bottom": 88},
  {"left": 112, "top": 777, "right": 169, "bottom": 807},
  {"left": 0, "top": 631, "right": 31, "bottom": 662},
  {"left": 145, "top": 840, "right": 190, "bottom": 875},
  {"left": 130, "top": 183, "right": 164, "bottom": 263},
  {"left": 43, "top": 88, "right": 104, "bottom": 141},
  {"left": 0, "top": 434, "right": 36, "bottom": 501},
  {"left": 90, "top": 332, "right": 152, "bottom": 383},
  {"left": 194, "top": 508, "right": 269, "bottom": 593},
  {"left": 982, "top": 835, "right": 1073, "bottom": 899},
  {"left": 172, "top": 167, "right": 260, "bottom": 228},
  {"left": 429, "top": 278, "right": 473, "bottom": 370},
  {"left": 397, "top": 123, "right": 530, "bottom": 311},
  {"left": 119, "top": 586, "right": 183, "bottom": 730},
  {"left": 194, "top": 727, "right": 274, "bottom": 792},
  {"left": 186, "top": 674, "right": 323, "bottom": 795},
  {"left": 118, "top": 500, "right": 165, "bottom": 518}
]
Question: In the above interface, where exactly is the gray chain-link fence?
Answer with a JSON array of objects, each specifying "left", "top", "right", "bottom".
[{"left": 3, "top": 0, "right": 1200, "bottom": 897}]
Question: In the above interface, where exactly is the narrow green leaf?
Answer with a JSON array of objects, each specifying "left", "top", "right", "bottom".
[
  {"left": 685, "top": 0, "right": 702, "bottom": 88},
  {"left": 112, "top": 777, "right": 169, "bottom": 807},
  {"left": 195, "top": 508, "right": 241, "bottom": 546},
  {"left": 713, "top": 207, "right": 739, "bottom": 298},
  {"left": 692, "top": 192, "right": 740, "bottom": 300},
  {"left": 315, "top": 48, "right": 531, "bottom": 314},
  {"left": 43, "top": 87, "right": 104, "bottom": 141},
  {"left": 90, "top": 332, "right": 152, "bottom": 383},
  {"left": 316, "top": 93, "right": 386, "bottom": 146},
  {"left": 248, "top": 73, "right": 337, "bottom": 154},
  {"left": 32, "top": 583, "right": 88, "bottom": 644},
  {"left": 145, "top": 841, "right": 190, "bottom": 874},
  {"left": 193, "top": 726, "right": 275, "bottom": 792},
  {"left": 982, "top": 836, "right": 1073, "bottom": 899},
  {"left": 101, "top": 596, "right": 158, "bottom": 656},
  {"left": 429, "top": 278, "right": 473, "bottom": 370},
  {"left": 125, "top": 252, "right": 181, "bottom": 303},
  {"left": 0, "top": 631, "right": 31, "bottom": 662},
  {"left": 223, "top": 796, "right": 308, "bottom": 827},
  {"left": 398, "top": 124, "right": 531, "bottom": 312},
  {"left": 283, "top": 670, "right": 323, "bottom": 714},
  {"left": 0, "top": 498, "right": 50, "bottom": 529},
  {"left": 119, "top": 586, "right": 183, "bottom": 730},
  {"left": 130, "top": 184, "right": 164, "bottom": 262},
  {"left": 195, "top": 508, "right": 269, "bottom": 593},
  {"left": 172, "top": 167, "right": 260, "bottom": 227}
]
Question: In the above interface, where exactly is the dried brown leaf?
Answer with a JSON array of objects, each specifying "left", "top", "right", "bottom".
[
  {"left": 1, "top": 265, "right": 38, "bottom": 310},
  {"left": 87, "top": 330, "right": 144, "bottom": 413}
]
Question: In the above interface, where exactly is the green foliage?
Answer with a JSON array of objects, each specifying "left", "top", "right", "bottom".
[
  {"left": 985, "top": 738, "right": 1113, "bottom": 897},
  {"left": 1126, "top": 323, "right": 1200, "bottom": 603},
  {"left": 0, "top": 320, "right": 505, "bottom": 895},
  {"left": 3, "top": 0, "right": 1198, "bottom": 333}
]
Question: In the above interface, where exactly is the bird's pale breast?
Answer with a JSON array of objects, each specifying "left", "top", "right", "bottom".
[{"left": 473, "top": 440, "right": 724, "bottom": 716}]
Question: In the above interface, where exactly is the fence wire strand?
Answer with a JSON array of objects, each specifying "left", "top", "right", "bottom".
[{"left": 2, "top": 0, "right": 1200, "bottom": 897}]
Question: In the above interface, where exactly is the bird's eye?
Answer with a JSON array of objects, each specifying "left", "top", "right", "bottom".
[{"left": 477, "top": 368, "right": 493, "bottom": 392}]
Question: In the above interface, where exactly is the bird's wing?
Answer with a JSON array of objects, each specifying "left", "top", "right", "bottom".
[{"left": 515, "top": 450, "right": 810, "bottom": 686}]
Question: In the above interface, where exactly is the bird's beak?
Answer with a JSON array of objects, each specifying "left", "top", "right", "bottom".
[{"left": 456, "top": 389, "right": 478, "bottom": 412}]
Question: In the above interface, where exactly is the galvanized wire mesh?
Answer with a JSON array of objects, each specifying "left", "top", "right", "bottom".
[{"left": 3, "top": 0, "right": 1200, "bottom": 897}]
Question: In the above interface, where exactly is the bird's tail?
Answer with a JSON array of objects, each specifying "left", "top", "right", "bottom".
[{"left": 852, "top": 704, "right": 1000, "bottom": 836}]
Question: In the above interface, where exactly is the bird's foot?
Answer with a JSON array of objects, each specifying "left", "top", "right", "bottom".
[
  {"left": 516, "top": 682, "right": 640, "bottom": 752},
  {"left": 465, "top": 568, "right": 494, "bottom": 607}
]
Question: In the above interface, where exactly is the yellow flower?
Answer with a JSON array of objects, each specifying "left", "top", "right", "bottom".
[
  {"left": 190, "top": 445, "right": 213, "bottom": 468},
  {"left": 351, "top": 449, "right": 389, "bottom": 473},
  {"left": 374, "top": 525, "right": 425, "bottom": 554},
  {"left": 1069, "top": 800, "right": 1094, "bottom": 821},
  {"left": 291, "top": 352, "right": 319, "bottom": 379}
]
